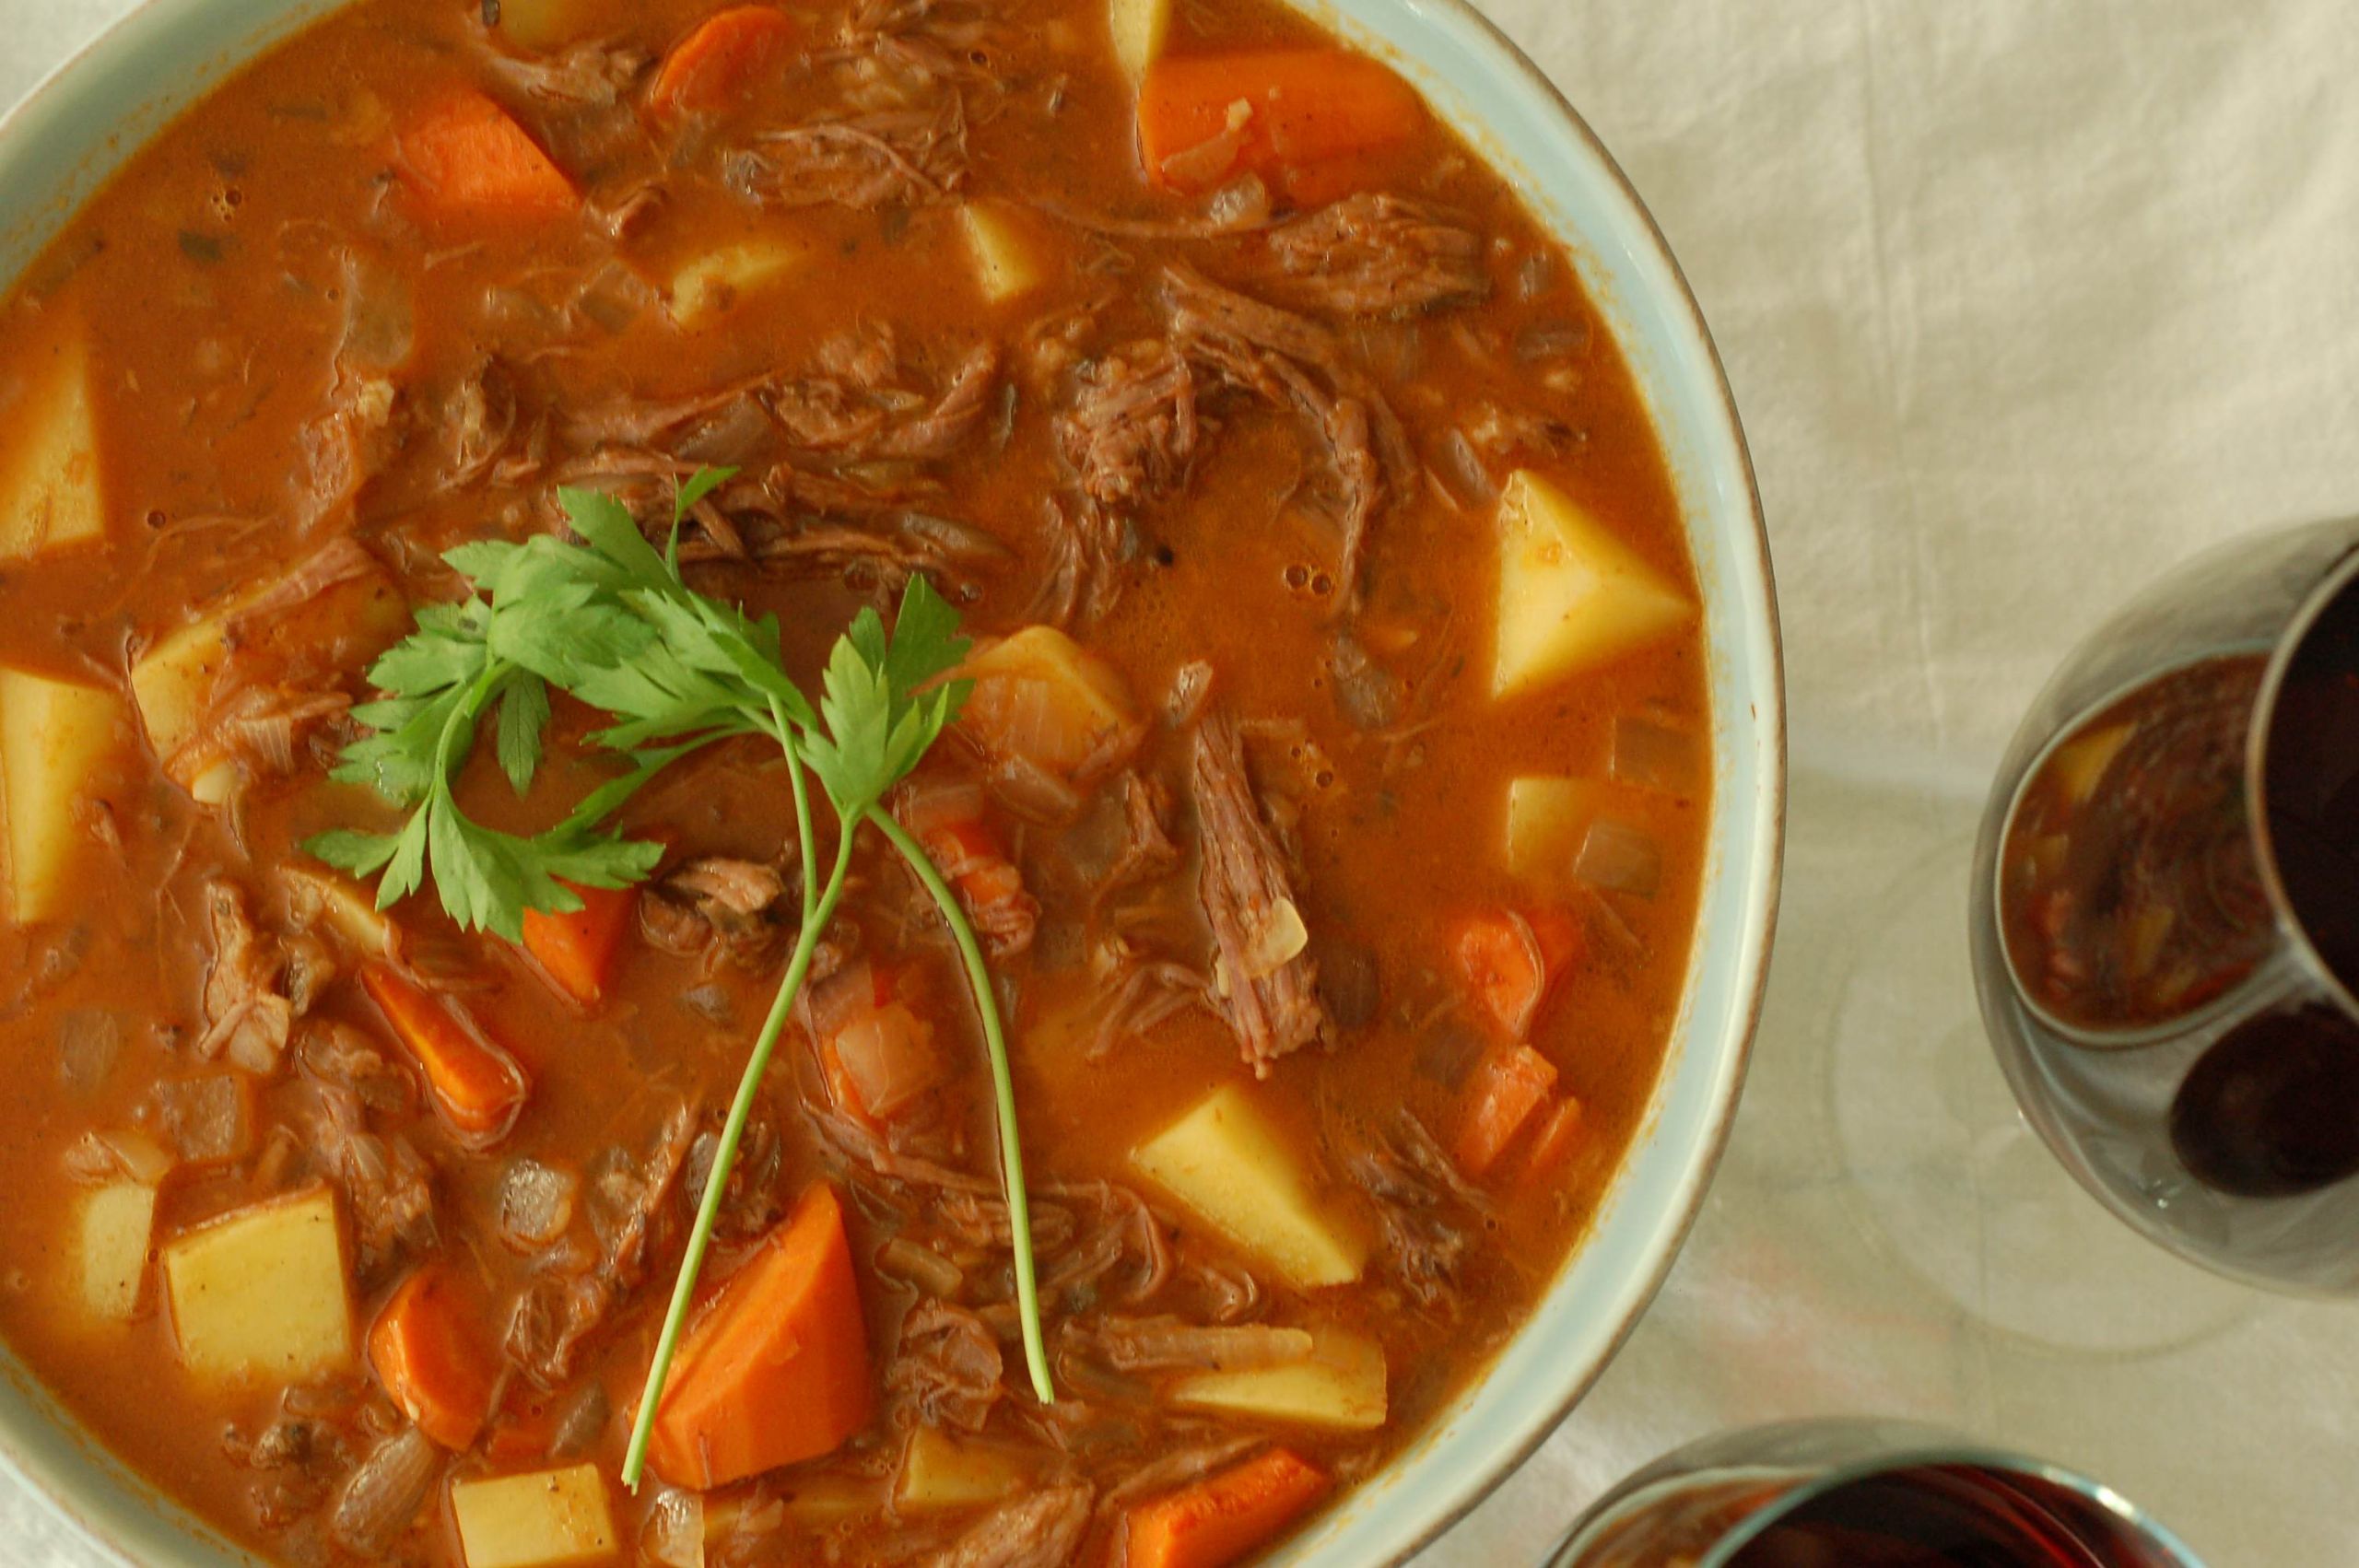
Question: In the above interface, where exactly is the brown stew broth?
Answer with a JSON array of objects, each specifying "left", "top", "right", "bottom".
[{"left": 0, "top": 0, "right": 1707, "bottom": 1562}]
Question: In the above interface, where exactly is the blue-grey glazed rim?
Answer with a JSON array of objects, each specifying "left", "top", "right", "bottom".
[{"left": 0, "top": 1, "right": 1785, "bottom": 1563}]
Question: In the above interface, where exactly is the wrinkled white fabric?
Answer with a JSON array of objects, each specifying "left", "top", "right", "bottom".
[{"left": 7, "top": 1, "right": 2357, "bottom": 1563}]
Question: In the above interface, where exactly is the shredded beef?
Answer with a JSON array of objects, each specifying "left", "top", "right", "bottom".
[
  {"left": 1256, "top": 193, "right": 1490, "bottom": 318},
  {"left": 732, "top": 97, "right": 968, "bottom": 210},
  {"left": 1161, "top": 264, "right": 1414, "bottom": 608},
  {"left": 640, "top": 857, "right": 793, "bottom": 968},
  {"left": 1056, "top": 341, "right": 1200, "bottom": 511},
  {"left": 888, "top": 1299, "right": 1005, "bottom": 1433},
  {"left": 194, "top": 883, "right": 294, "bottom": 1071},
  {"left": 1190, "top": 710, "right": 1332, "bottom": 1075}
]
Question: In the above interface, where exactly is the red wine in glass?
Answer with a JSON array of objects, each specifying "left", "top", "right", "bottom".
[{"left": 1727, "top": 1465, "right": 2154, "bottom": 1567}]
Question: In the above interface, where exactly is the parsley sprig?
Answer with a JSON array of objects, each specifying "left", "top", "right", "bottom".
[{"left": 308, "top": 473, "right": 1054, "bottom": 1486}]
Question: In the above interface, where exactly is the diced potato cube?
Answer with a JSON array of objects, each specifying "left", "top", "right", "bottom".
[
  {"left": 75, "top": 1183, "right": 156, "bottom": 1324},
  {"left": 1504, "top": 776, "right": 1607, "bottom": 883},
  {"left": 133, "top": 548, "right": 406, "bottom": 786},
  {"left": 958, "top": 204, "right": 1045, "bottom": 305},
  {"left": 2049, "top": 720, "right": 2132, "bottom": 809},
  {"left": 957, "top": 626, "right": 1139, "bottom": 779},
  {"left": 668, "top": 238, "right": 808, "bottom": 328},
  {"left": 1167, "top": 1327, "right": 1387, "bottom": 1432},
  {"left": 0, "top": 328, "right": 105, "bottom": 562},
  {"left": 1107, "top": 0, "right": 1173, "bottom": 81},
  {"left": 1492, "top": 470, "right": 1692, "bottom": 698},
  {"left": 494, "top": 0, "right": 592, "bottom": 50},
  {"left": 896, "top": 1427, "right": 1029, "bottom": 1510},
  {"left": 451, "top": 1465, "right": 617, "bottom": 1568},
  {"left": 163, "top": 1187, "right": 353, "bottom": 1383},
  {"left": 278, "top": 861, "right": 400, "bottom": 959},
  {"left": 1133, "top": 1085, "right": 1365, "bottom": 1289},
  {"left": 0, "top": 665, "right": 129, "bottom": 925},
  {"left": 129, "top": 616, "right": 231, "bottom": 766}
]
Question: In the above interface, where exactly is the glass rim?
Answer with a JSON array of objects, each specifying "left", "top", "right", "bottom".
[
  {"left": 2241, "top": 541, "right": 2359, "bottom": 1025},
  {"left": 1693, "top": 1438, "right": 2210, "bottom": 1567},
  {"left": 1989, "top": 540, "right": 2359, "bottom": 1049}
]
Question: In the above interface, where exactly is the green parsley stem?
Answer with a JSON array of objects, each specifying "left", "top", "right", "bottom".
[
  {"left": 865, "top": 806, "right": 1054, "bottom": 1405},
  {"left": 771, "top": 693, "right": 819, "bottom": 924},
  {"left": 619, "top": 812, "right": 861, "bottom": 1492}
]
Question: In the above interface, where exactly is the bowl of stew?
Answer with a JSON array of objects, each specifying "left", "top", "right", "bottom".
[{"left": 0, "top": 0, "right": 1779, "bottom": 1564}]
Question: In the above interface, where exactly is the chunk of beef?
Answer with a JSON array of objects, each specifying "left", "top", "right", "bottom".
[
  {"left": 1343, "top": 1111, "right": 1485, "bottom": 1314},
  {"left": 1255, "top": 193, "right": 1489, "bottom": 318},
  {"left": 1056, "top": 342, "right": 1200, "bottom": 511},
  {"left": 1190, "top": 711, "right": 1332, "bottom": 1075},
  {"left": 303, "top": 1086, "right": 436, "bottom": 1284},
  {"left": 640, "top": 857, "right": 792, "bottom": 968},
  {"left": 887, "top": 1299, "right": 1004, "bottom": 1433},
  {"left": 480, "top": 40, "right": 649, "bottom": 108},
  {"left": 773, "top": 337, "right": 1001, "bottom": 462},
  {"left": 924, "top": 1485, "right": 1094, "bottom": 1568},
  {"left": 194, "top": 883, "right": 293, "bottom": 1072},
  {"left": 731, "top": 97, "right": 967, "bottom": 210},
  {"left": 505, "top": 1101, "right": 698, "bottom": 1387}
]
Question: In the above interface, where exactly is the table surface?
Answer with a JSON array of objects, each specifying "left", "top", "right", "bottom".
[{"left": 9, "top": 0, "right": 2359, "bottom": 1563}]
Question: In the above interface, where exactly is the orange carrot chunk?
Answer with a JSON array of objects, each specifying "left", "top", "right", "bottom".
[
  {"left": 1453, "top": 907, "right": 1581, "bottom": 1040},
  {"left": 361, "top": 964, "right": 531, "bottom": 1146},
  {"left": 368, "top": 1264, "right": 499, "bottom": 1451},
  {"left": 394, "top": 90, "right": 578, "bottom": 219},
  {"left": 1455, "top": 1041, "right": 1560, "bottom": 1178},
  {"left": 1126, "top": 1447, "right": 1333, "bottom": 1568},
  {"left": 648, "top": 6, "right": 801, "bottom": 123},
  {"left": 521, "top": 882, "right": 639, "bottom": 1006},
  {"left": 1520, "top": 1094, "right": 1589, "bottom": 1185},
  {"left": 644, "top": 1182, "right": 874, "bottom": 1490},
  {"left": 1137, "top": 50, "right": 1425, "bottom": 197}
]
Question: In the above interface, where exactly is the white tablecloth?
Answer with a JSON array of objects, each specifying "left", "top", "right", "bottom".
[{"left": 9, "top": 1, "right": 2359, "bottom": 1562}]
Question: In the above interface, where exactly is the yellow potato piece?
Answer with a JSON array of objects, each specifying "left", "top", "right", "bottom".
[
  {"left": 0, "top": 665, "right": 128, "bottom": 925},
  {"left": 1504, "top": 776, "right": 1608, "bottom": 884},
  {"left": 958, "top": 204, "right": 1046, "bottom": 305},
  {"left": 494, "top": 0, "right": 593, "bottom": 51},
  {"left": 129, "top": 616, "right": 232, "bottom": 766},
  {"left": 75, "top": 1183, "right": 157, "bottom": 1324},
  {"left": 1107, "top": 0, "right": 1173, "bottom": 81},
  {"left": 1168, "top": 1327, "right": 1388, "bottom": 1432},
  {"left": 668, "top": 237, "right": 809, "bottom": 328},
  {"left": 1492, "top": 470, "right": 1693, "bottom": 698},
  {"left": 2048, "top": 720, "right": 2132, "bottom": 809},
  {"left": 0, "top": 328, "right": 105, "bottom": 562},
  {"left": 1133, "top": 1084, "right": 1365, "bottom": 1289},
  {"left": 452, "top": 1465, "right": 617, "bottom": 1568},
  {"left": 162, "top": 1187, "right": 353, "bottom": 1384},
  {"left": 896, "top": 1426, "right": 1030, "bottom": 1510}
]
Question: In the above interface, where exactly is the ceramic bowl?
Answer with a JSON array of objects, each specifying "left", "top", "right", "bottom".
[{"left": 0, "top": 1, "right": 1784, "bottom": 1562}]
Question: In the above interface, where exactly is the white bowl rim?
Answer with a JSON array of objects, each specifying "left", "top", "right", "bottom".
[{"left": 0, "top": 1, "right": 1786, "bottom": 1563}]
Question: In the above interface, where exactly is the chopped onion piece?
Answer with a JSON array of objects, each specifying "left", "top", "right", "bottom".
[
  {"left": 1241, "top": 896, "right": 1309, "bottom": 981},
  {"left": 499, "top": 1157, "right": 578, "bottom": 1250},
  {"left": 1574, "top": 819, "right": 1661, "bottom": 899},
  {"left": 63, "top": 1129, "right": 174, "bottom": 1187},
  {"left": 641, "top": 1488, "right": 705, "bottom": 1568},
  {"left": 329, "top": 1426, "right": 440, "bottom": 1557},
  {"left": 876, "top": 1236, "right": 966, "bottom": 1298},
  {"left": 1609, "top": 714, "right": 1700, "bottom": 792}
]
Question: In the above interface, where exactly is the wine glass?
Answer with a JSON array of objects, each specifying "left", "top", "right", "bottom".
[
  {"left": 1971, "top": 517, "right": 2359, "bottom": 1291},
  {"left": 1547, "top": 1419, "right": 2203, "bottom": 1567}
]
